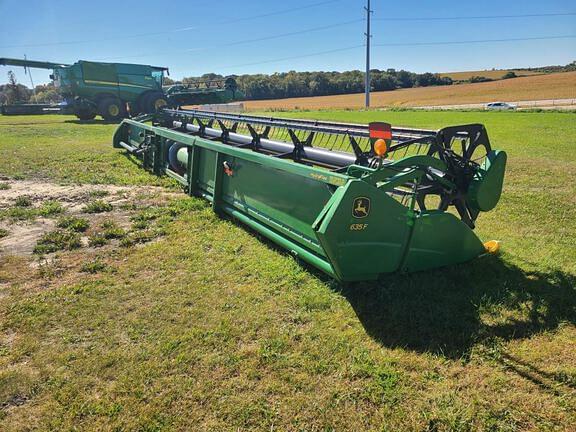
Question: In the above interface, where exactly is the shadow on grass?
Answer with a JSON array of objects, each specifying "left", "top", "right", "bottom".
[
  {"left": 497, "top": 352, "right": 576, "bottom": 396},
  {"left": 341, "top": 255, "right": 575, "bottom": 359},
  {"left": 215, "top": 208, "right": 574, "bottom": 360}
]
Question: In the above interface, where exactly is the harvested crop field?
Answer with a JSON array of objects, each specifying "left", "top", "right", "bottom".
[
  {"left": 243, "top": 71, "right": 576, "bottom": 110},
  {"left": 0, "top": 112, "right": 575, "bottom": 430},
  {"left": 438, "top": 69, "right": 542, "bottom": 81}
]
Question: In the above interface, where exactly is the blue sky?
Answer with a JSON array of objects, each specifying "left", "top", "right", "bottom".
[{"left": 0, "top": 0, "right": 575, "bottom": 85}]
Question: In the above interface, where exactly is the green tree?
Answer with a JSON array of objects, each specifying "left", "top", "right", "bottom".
[
  {"left": 7, "top": 70, "right": 22, "bottom": 103},
  {"left": 183, "top": 67, "right": 456, "bottom": 100},
  {"left": 33, "top": 83, "right": 62, "bottom": 103},
  {"left": 468, "top": 76, "right": 493, "bottom": 83},
  {"left": 163, "top": 76, "right": 176, "bottom": 86},
  {"left": 502, "top": 71, "right": 517, "bottom": 79}
]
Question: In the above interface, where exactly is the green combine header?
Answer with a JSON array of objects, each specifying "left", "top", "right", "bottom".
[
  {"left": 0, "top": 58, "right": 240, "bottom": 120},
  {"left": 113, "top": 109, "right": 506, "bottom": 281}
]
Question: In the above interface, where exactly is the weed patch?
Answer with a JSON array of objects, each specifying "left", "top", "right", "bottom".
[
  {"left": 14, "top": 196, "right": 32, "bottom": 207},
  {"left": 88, "top": 189, "right": 110, "bottom": 198},
  {"left": 100, "top": 220, "right": 125, "bottom": 239},
  {"left": 131, "top": 219, "right": 149, "bottom": 230},
  {"left": 83, "top": 200, "right": 113, "bottom": 213},
  {"left": 0, "top": 206, "right": 36, "bottom": 221},
  {"left": 56, "top": 216, "right": 90, "bottom": 232},
  {"left": 120, "top": 229, "right": 158, "bottom": 247},
  {"left": 34, "top": 230, "right": 81, "bottom": 254},
  {"left": 37, "top": 200, "right": 64, "bottom": 217},
  {"left": 88, "top": 234, "right": 109, "bottom": 247},
  {"left": 80, "top": 259, "right": 110, "bottom": 274},
  {"left": 1, "top": 199, "right": 64, "bottom": 221}
]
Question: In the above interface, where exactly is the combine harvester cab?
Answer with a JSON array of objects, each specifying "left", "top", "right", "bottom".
[{"left": 113, "top": 109, "right": 506, "bottom": 282}]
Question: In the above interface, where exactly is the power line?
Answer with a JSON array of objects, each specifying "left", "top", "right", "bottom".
[
  {"left": 221, "top": 19, "right": 363, "bottom": 48},
  {"left": 373, "top": 12, "right": 576, "bottom": 21},
  {"left": 215, "top": 45, "right": 365, "bottom": 70},
  {"left": 96, "top": 19, "right": 363, "bottom": 61},
  {"left": 0, "top": 0, "right": 342, "bottom": 49},
  {"left": 373, "top": 34, "right": 576, "bottom": 47},
  {"left": 174, "top": 0, "right": 343, "bottom": 31},
  {"left": 212, "top": 34, "right": 576, "bottom": 72}
]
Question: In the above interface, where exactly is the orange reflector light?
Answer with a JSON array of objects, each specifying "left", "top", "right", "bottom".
[
  {"left": 374, "top": 139, "right": 388, "bottom": 157},
  {"left": 369, "top": 122, "right": 392, "bottom": 140}
]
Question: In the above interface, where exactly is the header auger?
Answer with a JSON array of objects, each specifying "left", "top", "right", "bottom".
[{"left": 113, "top": 109, "right": 506, "bottom": 282}]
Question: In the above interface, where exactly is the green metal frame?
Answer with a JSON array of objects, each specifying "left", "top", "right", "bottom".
[{"left": 113, "top": 116, "right": 503, "bottom": 282}]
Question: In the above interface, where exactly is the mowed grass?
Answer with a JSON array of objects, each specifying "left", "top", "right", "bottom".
[
  {"left": 0, "top": 112, "right": 575, "bottom": 430},
  {"left": 0, "top": 115, "right": 171, "bottom": 186},
  {"left": 243, "top": 71, "right": 576, "bottom": 110}
]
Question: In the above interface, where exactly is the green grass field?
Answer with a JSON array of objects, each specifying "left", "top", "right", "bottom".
[{"left": 0, "top": 112, "right": 575, "bottom": 431}]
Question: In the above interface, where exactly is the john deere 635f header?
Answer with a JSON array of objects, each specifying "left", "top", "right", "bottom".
[{"left": 113, "top": 109, "right": 506, "bottom": 281}]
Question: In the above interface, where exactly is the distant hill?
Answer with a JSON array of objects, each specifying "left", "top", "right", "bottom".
[
  {"left": 439, "top": 69, "right": 541, "bottom": 82},
  {"left": 440, "top": 61, "right": 576, "bottom": 82}
]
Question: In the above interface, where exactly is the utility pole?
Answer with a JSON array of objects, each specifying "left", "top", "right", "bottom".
[{"left": 364, "top": 0, "right": 372, "bottom": 108}]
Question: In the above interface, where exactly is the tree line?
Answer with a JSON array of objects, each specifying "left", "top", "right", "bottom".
[
  {"left": 170, "top": 69, "right": 453, "bottom": 100},
  {"left": 516, "top": 60, "right": 576, "bottom": 74},
  {"left": 0, "top": 71, "right": 61, "bottom": 104},
  {"left": 169, "top": 61, "right": 575, "bottom": 100}
]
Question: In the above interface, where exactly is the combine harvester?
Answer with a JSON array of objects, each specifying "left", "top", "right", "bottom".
[
  {"left": 113, "top": 109, "right": 506, "bottom": 282},
  {"left": 0, "top": 58, "right": 239, "bottom": 120}
]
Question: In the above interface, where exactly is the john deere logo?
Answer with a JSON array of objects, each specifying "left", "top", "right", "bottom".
[{"left": 352, "top": 197, "right": 370, "bottom": 218}]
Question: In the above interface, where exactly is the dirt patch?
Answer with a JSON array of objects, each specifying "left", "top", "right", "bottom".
[
  {"left": 0, "top": 220, "right": 56, "bottom": 256},
  {"left": 0, "top": 180, "right": 178, "bottom": 257},
  {"left": 0, "top": 180, "right": 127, "bottom": 209}
]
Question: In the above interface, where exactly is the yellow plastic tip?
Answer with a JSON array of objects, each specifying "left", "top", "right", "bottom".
[{"left": 484, "top": 240, "right": 501, "bottom": 254}]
